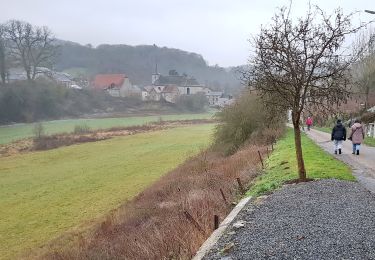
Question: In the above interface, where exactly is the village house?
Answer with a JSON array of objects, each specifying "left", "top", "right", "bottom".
[
  {"left": 205, "top": 89, "right": 223, "bottom": 106},
  {"left": 152, "top": 72, "right": 206, "bottom": 95},
  {"left": 5, "top": 67, "right": 82, "bottom": 89},
  {"left": 92, "top": 74, "right": 140, "bottom": 97},
  {"left": 142, "top": 69, "right": 233, "bottom": 106}
]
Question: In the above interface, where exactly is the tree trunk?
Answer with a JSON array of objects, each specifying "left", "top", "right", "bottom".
[
  {"left": 365, "top": 86, "right": 370, "bottom": 111},
  {"left": 0, "top": 44, "right": 5, "bottom": 85},
  {"left": 292, "top": 116, "right": 307, "bottom": 180}
]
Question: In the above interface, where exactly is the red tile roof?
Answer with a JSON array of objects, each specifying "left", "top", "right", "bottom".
[{"left": 93, "top": 74, "right": 127, "bottom": 90}]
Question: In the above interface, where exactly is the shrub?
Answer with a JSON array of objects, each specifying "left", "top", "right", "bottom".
[
  {"left": 73, "top": 123, "right": 91, "bottom": 134},
  {"left": 0, "top": 80, "right": 143, "bottom": 124},
  {"left": 175, "top": 93, "right": 208, "bottom": 112},
  {"left": 214, "top": 91, "right": 285, "bottom": 155},
  {"left": 33, "top": 122, "right": 45, "bottom": 140},
  {"left": 361, "top": 112, "right": 375, "bottom": 124}
]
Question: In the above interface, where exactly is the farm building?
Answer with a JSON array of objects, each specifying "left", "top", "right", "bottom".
[{"left": 92, "top": 74, "right": 140, "bottom": 97}]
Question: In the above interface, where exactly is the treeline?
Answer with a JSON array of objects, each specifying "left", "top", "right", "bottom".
[
  {"left": 0, "top": 80, "right": 142, "bottom": 124},
  {"left": 56, "top": 41, "right": 243, "bottom": 94}
]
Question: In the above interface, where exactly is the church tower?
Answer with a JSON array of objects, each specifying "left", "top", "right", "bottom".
[{"left": 151, "top": 63, "right": 160, "bottom": 85}]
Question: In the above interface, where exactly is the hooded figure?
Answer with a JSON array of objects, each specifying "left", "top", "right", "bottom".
[
  {"left": 349, "top": 120, "right": 365, "bottom": 155},
  {"left": 331, "top": 119, "right": 346, "bottom": 154}
]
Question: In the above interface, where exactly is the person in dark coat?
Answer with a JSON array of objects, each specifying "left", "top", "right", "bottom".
[{"left": 331, "top": 119, "right": 346, "bottom": 154}]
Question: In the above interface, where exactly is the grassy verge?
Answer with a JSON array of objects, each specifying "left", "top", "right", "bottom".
[
  {"left": 0, "top": 112, "right": 213, "bottom": 145},
  {"left": 0, "top": 124, "right": 214, "bottom": 260},
  {"left": 247, "top": 128, "right": 355, "bottom": 197}
]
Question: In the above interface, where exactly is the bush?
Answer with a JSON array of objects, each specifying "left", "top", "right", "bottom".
[
  {"left": 361, "top": 112, "right": 375, "bottom": 124},
  {"left": 73, "top": 124, "right": 91, "bottom": 134},
  {"left": 214, "top": 91, "right": 285, "bottom": 155},
  {"left": 175, "top": 93, "right": 208, "bottom": 112},
  {"left": 0, "top": 80, "right": 143, "bottom": 124},
  {"left": 33, "top": 122, "right": 45, "bottom": 140}
]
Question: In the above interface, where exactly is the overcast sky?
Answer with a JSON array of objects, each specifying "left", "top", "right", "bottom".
[{"left": 1, "top": 0, "right": 374, "bottom": 67}]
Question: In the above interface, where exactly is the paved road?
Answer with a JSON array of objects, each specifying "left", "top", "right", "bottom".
[{"left": 306, "top": 128, "right": 375, "bottom": 193}]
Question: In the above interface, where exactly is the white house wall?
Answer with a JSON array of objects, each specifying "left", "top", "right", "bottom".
[
  {"left": 177, "top": 86, "right": 205, "bottom": 95},
  {"left": 119, "top": 78, "right": 141, "bottom": 97}
]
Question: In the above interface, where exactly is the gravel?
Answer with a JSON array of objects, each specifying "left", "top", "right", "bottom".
[{"left": 204, "top": 179, "right": 375, "bottom": 260}]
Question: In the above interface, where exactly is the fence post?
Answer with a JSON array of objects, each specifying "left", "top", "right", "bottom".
[
  {"left": 184, "top": 211, "right": 206, "bottom": 235},
  {"left": 220, "top": 188, "right": 228, "bottom": 205},
  {"left": 236, "top": 177, "right": 245, "bottom": 194},
  {"left": 214, "top": 215, "right": 219, "bottom": 230},
  {"left": 258, "top": 150, "right": 264, "bottom": 168}
]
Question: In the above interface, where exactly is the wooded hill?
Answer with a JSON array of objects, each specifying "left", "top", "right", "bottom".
[{"left": 55, "top": 41, "right": 243, "bottom": 94}]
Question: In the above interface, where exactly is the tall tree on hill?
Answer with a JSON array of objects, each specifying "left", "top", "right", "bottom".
[
  {"left": 4, "top": 20, "right": 58, "bottom": 80},
  {"left": 243, "top": 5, "right": 372, "bottom": 180}
]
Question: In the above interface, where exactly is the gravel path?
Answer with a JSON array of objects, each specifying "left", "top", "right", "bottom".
[{"left": 204, "top": 179, "right": 375, "bottom": 260}]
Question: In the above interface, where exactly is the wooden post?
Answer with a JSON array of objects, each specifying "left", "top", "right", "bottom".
[
  {"left": 258, "top": 150, "right": 264, "bottom": 168},
  {"left": 220, "top": 188, "right": 228, "bottom": 205},
  {"left": 184, "top": 211, "right": 206, "bottom": 235},
  {"left": 266, "top": 147, "right": 269, "bottom": 158},
  {"left": 236, "top": 177, "right": 245, "bottom": 194},
  {"left": 271, "top": 143, "right": 274, "bottom": 151},
  {"left": 214, "top": 215, "right": 219, "bottom": 230}
]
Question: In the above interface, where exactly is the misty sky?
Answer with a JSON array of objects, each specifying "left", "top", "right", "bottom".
[{"left": 1, "top": 0, "right": 375, "bottom": 67}]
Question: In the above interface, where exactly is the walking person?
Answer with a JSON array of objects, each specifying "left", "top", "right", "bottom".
[
  {"left": 349, "top": 119, "right": 365, "bottom": 155},
  {"left": 306, "top": 116, "right": 313, "bottom": 131},
  {"left": 331, "top": 119, "right": 346, "bottom": 154}
]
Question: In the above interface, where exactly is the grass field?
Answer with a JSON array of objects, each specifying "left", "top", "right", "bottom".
[
  {"left": 0, "top": 124, "right": 214, "bottom": 260},
  {"left": 0, "top": 112, "right": 213, "bottom": 145},
  {"left": 247, "top": 128, "right": 354, "bottom": 196}
]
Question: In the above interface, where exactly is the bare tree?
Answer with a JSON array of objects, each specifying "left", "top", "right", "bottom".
[
  {"left": 352, "top": 28, "right": 375, "bottom": 110},
  {"left": 243, "top": 5, "right": 372, "bottom": 180},
  {"left": 4, "top": 20, "right": 57, "bottom": 81}
]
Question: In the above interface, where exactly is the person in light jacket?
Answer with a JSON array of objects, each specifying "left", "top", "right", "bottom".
[
  {"left": 349, "top": 119, "right": 365, "bottom": 155},
  {"left": 331, "top": 119, "right": 346, "bottom": 155}
]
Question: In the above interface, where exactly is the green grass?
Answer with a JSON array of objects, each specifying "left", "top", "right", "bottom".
[
  {"left": 0, "top": 124, "right": 214, "bottom": 260},
  {"left": 247, "top": 128, "right": 355, "bottom": 197},
  {"left": 364, "top": 137, "right": 375, "bottom": 146},
  {"left": 0, "top": 112, "right": 213, "bottom": 145}
]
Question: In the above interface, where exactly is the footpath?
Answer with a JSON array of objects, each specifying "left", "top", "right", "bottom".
[
  {"left": 198, "top": 128, "right": 375, "bottom": 260},
  {"left": 306, "top": 128, "right": 375, "bottom": 193}
]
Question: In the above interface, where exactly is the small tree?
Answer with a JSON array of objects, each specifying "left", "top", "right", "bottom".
[
  {"left": 244, "top": 5, "right": 372, "bottom": 180},
  {"left": 33, "top": 122, "right": 45, "bottom": 140}
]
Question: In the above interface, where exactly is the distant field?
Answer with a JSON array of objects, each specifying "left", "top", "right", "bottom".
[
  {"left": 0, "top": 124, "right": 214, "bottom": 259},
  {"left": 0, "top": 112, "right": 213, "bottom": 144}
]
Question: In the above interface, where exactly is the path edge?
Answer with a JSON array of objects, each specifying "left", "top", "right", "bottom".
[{"left": 192, "top": 196, "right": 252, "bottom": 260}]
